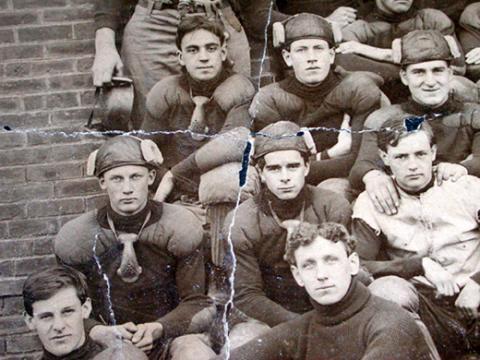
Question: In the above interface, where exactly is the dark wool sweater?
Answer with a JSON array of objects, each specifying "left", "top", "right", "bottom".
[
  {"left": 226, "top": 185, "right": 352, "bottom": 327},
  {"left": 350, "top": 97, "right": 480, "bottom": 190},
  {"left": 250, "top": 67, "right": 382, "bottom": 183},
  {"left": 41, "top": 338, "right": 105, "bottom": 360},
  {"left": 221, "top": 280, "right": 431, "bottom": 360},
  {"left": 54, "top": 200, "right": 211, "bottom": 339}
]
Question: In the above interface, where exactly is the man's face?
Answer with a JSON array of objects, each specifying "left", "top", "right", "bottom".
[
  {"left": 291, "top": 236, "right": 359, "bottom": 305},
  {"left": 99, "top": 165, "right": 155, "bottom": 216},
  {"left": 282, "top": 38, "right": 334, "bottom": 86},
  {"left": 376, "top": 0, "right": 413, "bottom": 14},
  {"left": 260, "top": 150, "right": 310, "bottom": 200},
  {"left": 179, "top": 28, "right": 227, "bottom": 81},
  {"left": 380, "top": 131, "right": 436, "bottom": 192},
  {"left": 400, "top": 60, "right": 452, "bottom": 107},
  {"left": 25, "top": 287, "right": 91, "bottom": 357}
]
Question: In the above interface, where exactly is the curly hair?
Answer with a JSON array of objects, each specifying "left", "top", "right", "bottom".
[
  {"left": 176, "top": 15, "right": 226, "bottom": 50},
  {"left": 284, "top": 222, "right": 355, "bottom": 266}
]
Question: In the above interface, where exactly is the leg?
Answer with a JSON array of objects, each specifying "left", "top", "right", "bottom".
[
  {"left": 317, "top": 177, "right": 359, "bottom": 203},
  {"left": 170, "top": 334, "right": 216, "bottom": 360},
  {"left": 228, "top": 320, "right": 271, "bottom": 349}
]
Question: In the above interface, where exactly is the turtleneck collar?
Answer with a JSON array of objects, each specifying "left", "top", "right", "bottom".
[
  {"left": 97, "top": 199, "right": 162, "bottom": 233},
  {"left": 42, "top": 336, "right": 104, "bottom": 360},
  {"left": 258, "top": 185, "right": 311, "bottom": 221},
  {"left": 312, "top": 277, "right": 371, "bottom": 326},
  {"left": 185, "top": 65, "right": 232, "bottom": 98},
  {"left": 368, "top": 5, "right": 418, "bottom": 23},
  {"left": 280, "top": 69, "right": 341, "bottom": 105},
  {"left": 401, "top": 96, "right": 462, "bottom": 119}
]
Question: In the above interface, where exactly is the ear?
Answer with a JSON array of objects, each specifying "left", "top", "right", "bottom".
[
  {"left": 431, "top": 144, "right": 437, "bottom": 162},
  {"left": 329, "top": 48, "right": 336, "bottom": 64},
  {"left": 148, "top": 169, "right": 156, "bottom": 186},
  {"left": 303, "top": 159, "right": 310, "bottom": 177},
  {"left": 98, "top": 176, "right": 107, "bottom": 191},
  {"left": 24, "top": 312, "right": 36, "bottom": 331},
  {"left": 81, "top": 298, "right": 92, "bottom": 319},
  {"left": 399, "top": 69, "right": 408, "bottom": 86},
  {"left": 290, "top": 265, "right": 305, "bottom": 287},
  {"left": 178, "top": 50, "right": 185, "bottom": 67},
  {"left": 379, "top": 149, "right": 390, "bottom": 167},
  {"left": 221, "top": 42, "right": 228, "bottom": 62},
  {"left": 348, "top": 252, "right": 360, "bottom": 276},
  {"left": 282, "top": 49, "right": 293, "bottom": 67}
]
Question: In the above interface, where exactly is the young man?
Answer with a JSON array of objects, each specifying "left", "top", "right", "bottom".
[
  {"left": 226, "top": 121, "right": 352, "bottom": 329},
  {"left": 220, "top": 222, "right": 430, "bottom": 359},
  {"left": 143, "top": 15, "right": 254, "bottom": 198},
  {"left": 350, "top": 29, "right": 480, "bottom": 216},
  {"left": 92, "top": 0, "right": 250, "bottom": 128},
  {"left": 23, "top": 266, "right": 147, "bottom": 359},
  {"left": 54, "top": 136, "right": 213, "bottom": 359},
  {"left": 250, "top": 13, "right": 384, "bottom": 186},
  {"left": 353, "top": 117, "right": 480, "bottom": 358}
]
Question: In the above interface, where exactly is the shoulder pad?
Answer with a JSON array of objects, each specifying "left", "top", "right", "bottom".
[
  {"left": 364, "top": 105, "right": 403, "bottom": 129},
  {"left": 146, "top": 75, "right": 189, "bottom": 114},
  {"left": 214, "top": 74, "right": 255, "bottom": 112}
]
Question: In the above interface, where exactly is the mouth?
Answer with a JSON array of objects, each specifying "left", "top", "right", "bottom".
[
  {"left": 316, "top": 285, "right": 335, "bottom": 291},
  {"left": 120, "top": 198, "right": 136, "bottom": 203},
  {"left": 278, "top": 187, "right": 294, "bottom": 192},
  {"left": 51, "top": 334, "right": 71, "bottom": 341},
  {"left": 406, "top": 174, "right": 423, "bottom": 179},
  {"left": 197, "top": 66, "right": 213, "bottom": 71},
  {"left": 306, "top": 66, "right": 320, "bottom": 71}
]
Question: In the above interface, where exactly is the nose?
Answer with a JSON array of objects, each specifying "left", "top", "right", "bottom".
[
  {"left": 122, "top": 179, "right": 133, "bottom": 194},
  {"left": 407, "top": 157, "right": 419, "bottom": 171},
  {"left": 198, "top": 47, "right": 209, "bottom": 62},
  {"left": 424, "top": 71, "right": 436, "bottom": 86},
  {"left": 279, "top": 167, "right": 290, "bottom": 184},
  {"left": 52, "top": 315, "right": 66, "bottom": 332},
  {"left": 315, "top": 265, "right": 328, "bottom": 281},
  {"left": 306, "top": 48, "right": 317, "bottom": 62}
]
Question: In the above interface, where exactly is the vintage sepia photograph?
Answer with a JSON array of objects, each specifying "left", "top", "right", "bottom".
[{"left": 2, "top": 0, "right": 480, "bottom": 359}]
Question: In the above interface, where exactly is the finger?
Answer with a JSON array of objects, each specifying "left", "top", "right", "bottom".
[
  {"left": 115, "top": 61, "right": 124, "bottom": 77},
  {"left": 122, "top": 322, "right": 138, "bottom": 332},
  {"left": 376, "top": 192, "right": 395, "bottom": 215},
  {"left": 135, "top": 335, "right": 154, "bottom": 350},
  {"left": 132, "top": 325, "right": 146, "bottom": 344},
  {"left": 386, "top": 181, "right": 400, "bottom": 209},
  {"left": 436, "top": 167, "right": 444, "bottom": 185},
  {"left": 370, "top": 192, "right": 386, "bottom": 214},
  {"left": 117, "top": 327, "right": 135, "bottom": 340}
]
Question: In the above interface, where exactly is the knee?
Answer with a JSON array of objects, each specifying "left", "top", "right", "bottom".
[
  {"left": 170, "top": 334, "right": 214, "bottom": 360},
  {"left": 229, "top": 321, "right": 271, "bottom": 349},
  {"left": 369, "top": 276, "right": 419, "bottom": 313},
  {"left": 317, "top": 178, "right": 354, "bottom": 202}
]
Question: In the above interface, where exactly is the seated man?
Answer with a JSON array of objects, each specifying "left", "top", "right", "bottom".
[
  {"left": 54, "top": 135, "right": 213, "bottom": 359},
  {"left": 143, "top": 14, "right": 255, "bottom": 196},
  {"left": 338, "top": 0, "right": 465, "bottom": 87},
  {"left": 23, "top": 265, "right": 147, "bottom": 360},
  {"left": 219, "top": 222, "right": 431, "bottom": 359},
  {"left": 250, "top": 13, "right": 384, "bottom": 187},
  {"left": 353, "top": 117, "right": 480, "bottom": 358},
  {"left": 227, "top": 121, "right": 352, "bottom": 330},
  {"left": 350, "top": 29, "right": 480, "bottom": 216}
]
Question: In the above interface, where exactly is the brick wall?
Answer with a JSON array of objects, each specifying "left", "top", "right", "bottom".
[
  {"left": 0, "top": 1, "right": 271, "bottom": 357},
  {"left": 0, "top": 0, "right": 107, "bottom": 358}
]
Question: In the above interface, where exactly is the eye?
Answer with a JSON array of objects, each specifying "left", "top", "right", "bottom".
[
  {"left": 132, "top": 174, "right": 142, "bottom": 180},
  {"left": 111, "top": 176, "right": 122, "bottom": 182},
  {"left": 207, "top": 45, "right": 219, "bottom": 52},
  {"left": 302, "top": 261, "right": 315, "bottom": 270},
  {"left": 395, "top": 154, "right": 407, "bottom": 160},
  {"left": 186, "top": 47, "right": 198, "bottom": 54},
  {"left": 287, "top": 163, "right": 301, "bottom": 170},
  {"left": 39, "top": 314, "right": 53, "bottom": 320},
  {"left": 63, "top": 309, "right": 75, "bottom": 316}
]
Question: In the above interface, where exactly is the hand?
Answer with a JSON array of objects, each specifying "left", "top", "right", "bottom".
[
  {"left": 336, "top": 41, "right": 365, "bottom": 55},
  {"left": 363, "top": 170, "right": 399, "bottom": 215},
  {"left": 89, "top": 322, "right": 137, "bottom": 346},
  {"left": 326, "top": 114, "right": 352, "bottom": 158},
  {"left": 466, "top": 48, "right": 480, "bottom": 65},
  {"left": 456, "top": 279, "right": 480, "bottom": 319},
  {"left": 327, "top": 6, "right": 357, "bottom": 28},
  {"left": 422, "top": 257, "right": 460, "bottom": 297},
  {"left": 435, "top": 162, "right": 467, "bottom": 186},
  {"left": 92, "top": 28, "right": 124, "bottom": 87},
  {"left": 131, "top": 322, "right": 163, "bottom": 352},
  {"left": 154, "top": 171, "right": 174, "bottom": 202}
]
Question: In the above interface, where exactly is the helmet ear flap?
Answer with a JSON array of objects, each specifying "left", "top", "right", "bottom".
[
  {"left": 392, "top": 38, "right": 402, "bottom": 64},
  {"left": 300, "top": 128, "right": 317, "bottom": 155},
  {"left": 330, "top": 21, "right": 343, "bottom": 44},
  {"left": 140, "top": 139, "right": 164, "bottom": 166},
  {"left": 273, "top": 22, "right": 286, "bottom": 48},
  {"left": 444, "top": 35, "right": 461, "bottom": 59},
  {"left": 86, "top": 150, "right": 99, "bottom": 177}
]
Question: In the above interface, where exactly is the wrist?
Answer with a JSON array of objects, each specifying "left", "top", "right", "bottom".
[{"left": 362, "top": 170, "right": 385, "bottom": 185}]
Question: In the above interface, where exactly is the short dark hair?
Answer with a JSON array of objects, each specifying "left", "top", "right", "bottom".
[
  {"left": 176, "top": 15, "right": 226, "bottom": 50},
  {"left": 23, "top": 266, "right": 88, "bottom": 316},
  {"left": 377, "top": 116, "right": 436, "bottom": 153},
  {"left": 254, "top": 151, "right": 310, "bottom": 170},
  {"left": 284, "top": 222, "right": 355, "bottom": 265}
]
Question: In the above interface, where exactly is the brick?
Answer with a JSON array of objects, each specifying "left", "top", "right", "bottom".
[
  {"left": 85, "top": 193, "right": 107, "bottom": 211},
  {"left": 6, "top": 333, "right": 42, "bottom": 353},
  {"left": 0, "top": 222, "right": 8, "bottom": 239},
  {"left": 76, "top": 56, "right": 94, "bottom": 72},
  {"left": 23, "top": 95, "right": 45, "bottom": 111},
  {"left": 33, "top": 237, "right": 54, "bottom": 256},
  {"left": 54, "top": 178, "right": 101, "bottom": 197},
  {"left": 4, "top": 62, "right": 31, "bottom": 77},
  {"left": 0, "top": 277, "right": 25, "bottom": 297},
  {"left": 5, "top": 59, "right": 75, "bottom": 78},
  {"left": 0, "top": 11, "right": 39, "bottom": 27},
  {"left": 44, "top": 7, "right": 93, "bottom": 22},
  {"left": 0, "top": 45, "right": 43, "bottom": 62},
  {"left": 0, "top": 352, "right": 42, "bottom": 359},
  {"left": 0, "top": 79, "right": 47, "bottom": 96},
  {"left": 1, "top": 297, "right": 23, "bottom": 317},
  {"left": 80, "top": 89, "right": 95, "bottom": 105},
  {"left": 73, "top": 21, "right": 95, "bottom": 40},
  {"left": 26, "top": 162, "right": 82, "bottom": 181},
  {"left": 0, "top": 183, "right": 53, "bottom": 204},
  {"left": 18, "top": 25, "right": 73, "bottom": 42},
  {"left": 0, "top": 316, "right": 27, "bottom": 336},
  {"left": 13, "top": 255, "right": 56, "bottom": 276},
  {"left": 0, "top": 239, "right": 32, "bottom": 259},
  {"left": 0, "top": 168, "right": 26, "bottom": 185},
  {"left": 46, "top": 92, "right": 78, "bottom": 108},
  {"left": 26, "top": 130, "right": 82, "bottom": 146},
  {"left": 0, "top": 204, "right": 25, "bottom": 221},
  {"left": 0, "top": 0, "right": 10, "bottom": 9},
  {"left": 8, "top": 218, "right": 58, "bottom": 238},
  {"left": 0, "top": 113, "right": 49, "bottom": 130},
  {"left": 45, "top": 39, "right": 94, "bottom": 57},
  {"left": 27, "top": 198, "right": 84, "bottom": 218},
  {"left": 0, "top": 132, "right": 26, "bottom": 149},
  {"left": 0, "top": 260, "right": 14, "bottom": 278},
  {"left": 0, "top": 98, "right": 21, "bottom": 113},
  {"left": 14, "top": 0, "right": 68, "bottom": 8},
  {"left": 0, "top": 29, "right": 14, "bottom": 43},
  {"left": 49, "top": 73, "right": 91, "bottom": 90}
]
